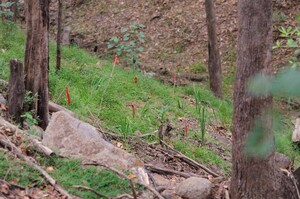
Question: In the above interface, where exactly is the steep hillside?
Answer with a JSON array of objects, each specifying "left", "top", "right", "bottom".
[{"left": 48, "top": 0, "right": 299, "bottom": 83}]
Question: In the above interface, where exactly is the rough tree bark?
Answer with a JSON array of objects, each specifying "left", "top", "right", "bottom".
[
  {"left": 24, "top": 0, "right": 49, "bottom": 129},
  {"left": 8, "top": 59, "right": 24, "bottom": 123},
  {"left": 56, "top": 0, "right": 62, "bottom": 72},
  {"left": 231, "top": 0, "right": 298, "bottom": 198},
  {"left": 205, "top": 0, "right": 222, "bottom": 98}
]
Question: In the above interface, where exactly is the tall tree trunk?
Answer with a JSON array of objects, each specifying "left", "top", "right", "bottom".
[
  {"left": 231, "top": 0, "right": 298, "bottom": 198},
  {"left": 205, "top": 0, "right": 222, "bottom": 98},
  {"left": 24, "top": 0, "right": 49, "bottom": 129},
  {"left": 56, "top": 0, "right": 62, "bottom": 72}
]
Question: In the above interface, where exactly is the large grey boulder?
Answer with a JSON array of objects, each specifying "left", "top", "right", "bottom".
[
  {"left": 176, "top": 177, "right": 212, "bottom": 199},
  {"left": 292, "top": 118, "right": 300, "bottom": 143},
  {"left": 43, "top": 111, "right": 143, "bottom": 170}
]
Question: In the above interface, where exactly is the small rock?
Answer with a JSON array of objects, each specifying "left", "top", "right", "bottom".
[
  {"left": 275, "top": 152, "right": 291, "bottom": 169},
  {"left": 152, "top": 174, "right": 172, "bottom": 187},
  {"left": 292, "top": 118, "right": 300, "bottom": 143},
  {"left": 0, "top": 94, "right": 6, "bottom": 105},
  {"left": 130, "top": 167, "right": 149, "bottom": 185},
  {"left": 161, "top": 189, "right": 182, "bottom": 199},
  {"left": 176, "top": 177, "right": 212, "bottom": 199},
  {"left": 138, "top": 190, "right": 155, "bottom": 199}
]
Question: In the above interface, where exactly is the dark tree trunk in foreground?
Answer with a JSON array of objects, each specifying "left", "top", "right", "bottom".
[
  {"left": 24, "top": 0, "right": 49, "bottom": 129},
  {"left": 8, "top": 59, "right": 24, "bottom": 123},
  {"left": 56, "top": 0, "right": 62, "bottom": 72},
  {"left": 205, "top": 0, "right": 222, "bottom": 98},
  {"left": 231, "top": 0, "right": 298, "bottom": 198}
]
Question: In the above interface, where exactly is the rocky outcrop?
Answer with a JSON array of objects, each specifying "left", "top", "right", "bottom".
[
  {"left": 43, "top": 111, "right": 143, "bottom": 170},
  {"left": 176, "top": 177, "right": 212, "bottom": 199}
]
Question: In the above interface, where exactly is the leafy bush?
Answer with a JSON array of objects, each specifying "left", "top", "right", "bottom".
[
  {"left": 273, "top": 26, "right": 300, "bottom": 68},
  {"left": 107, "top": 22, "right": 146, "bottom": 71}
]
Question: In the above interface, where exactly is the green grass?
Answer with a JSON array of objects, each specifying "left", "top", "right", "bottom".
[
  {"left": 37, "top": 155, "right": 135, "bottom": 198},
  {"left": 0, "top": 151, "right": 43, "bottom": 186},
  {"left": 0, "top": 151, "right": 134, "bottom": 198},
  {"left": 173, "top": 139, "right": 231, "bottom": 175},
  {"left": 1, "top": 21, "right": 299, "bottom": 197}
]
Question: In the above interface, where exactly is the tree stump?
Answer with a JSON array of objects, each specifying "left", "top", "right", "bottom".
[{"left": 8, "top": 59, "right": 25, "bottom": 122}]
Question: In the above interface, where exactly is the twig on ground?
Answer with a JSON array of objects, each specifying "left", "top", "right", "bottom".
[
  {"left": 31, "top": 139, "right": 54, "bottom": 156},
  {"left": 73, "top": 185, "right": 110, "bottom": 199},
  {"left": 160, "top": 140, "right": 221, "bottom": 177},
  {"left": 0, "top": 179, "right": 26, "bottom": 190},
  {"left": 145, "top": 164, "right": 203, "bottom": 178},
  {"left": 83, "top": 161, "right": 164, "bottom": 199},
  {"left": 137, "top": 131, "right": 157, "bottom": 138},
  {"left": 73, "top": 186, "right": 135, "bottom": 199},
  {"left": 0, "top": 137, "right": 74, "bottom": 199},
  {"left": 49, "top": 101, "right": 75, "bottom": 117}
]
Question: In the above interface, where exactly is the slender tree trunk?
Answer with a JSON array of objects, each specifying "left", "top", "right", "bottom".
[
  {"left": 8, "top": 59, "right": 24, "bottom": 123},
  {"left": 24, "top": 0, "right": 49, "bottom": 129},
  {"left": 205, "top": 0, "right": 222, "bottom": 98},
  {"left": 56, "top": 0, "right": 62, "bottom": 72},
  {"left": 231, "top": 0, "right": 298, "bottom": 198}
]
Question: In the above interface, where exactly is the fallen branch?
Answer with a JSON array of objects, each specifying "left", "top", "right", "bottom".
[
  {"left": 73, "top": 185, "right": 134, "bottom": 199},
  {"left": 145, "top": 164, "right": 203, "bottom": 178},
  {"left": 0, "top": 179, "right": 25, "bottom": 190},
  {"left": 31, "top": 139, "right": 54, "bottom": 156},
  {"left": 0, "top": 137, "right": 74, "bottom": 198},
  {"left": 0, "top": 117, "right": 40, "bottom": 140},
  {"left": 73, "top": 185, "right": 109, "bottom": 199},
  {"left": 84, "top": 162, "right": 164, "bottom": 199},
  {"left": 49, "top": 101, "right": 75, "bottom": 117},
  {"left": 160, "top": 140, "right": 221, "bottom": 177},
  {"left": 137, "top": 131, "right": 157, "bottom": 138}
]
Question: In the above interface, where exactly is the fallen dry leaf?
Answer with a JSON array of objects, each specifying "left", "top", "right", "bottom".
[{"left": 46, "top": 167, "right": 54, "bottom": 172}]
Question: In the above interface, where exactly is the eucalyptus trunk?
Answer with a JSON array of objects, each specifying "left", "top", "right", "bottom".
[
  {"left": 24, "top": 0, "right": 49, "bottom": 129},
  {"left": 231, "top": 0, "right": 298, "bottom": 198}
]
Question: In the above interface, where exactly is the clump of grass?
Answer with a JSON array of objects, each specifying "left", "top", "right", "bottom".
[{"left": 190, "top": 63, "right": 207, "bottom": 73}]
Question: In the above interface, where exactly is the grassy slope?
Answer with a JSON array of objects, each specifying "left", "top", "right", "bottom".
[{"left": 0, "top": 22, "right": 299, "bottom": 197}]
